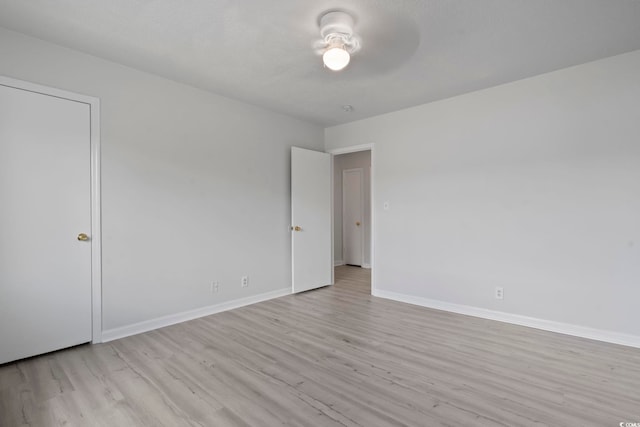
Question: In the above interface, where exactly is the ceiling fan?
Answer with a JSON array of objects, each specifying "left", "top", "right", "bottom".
[{"left": 315, "top": 11, "right": 361, "bottom": 71}]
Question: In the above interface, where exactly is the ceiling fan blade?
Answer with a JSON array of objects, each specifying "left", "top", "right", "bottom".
[{"left": 349, "top": 15, "right": 420, "bottom": 75}]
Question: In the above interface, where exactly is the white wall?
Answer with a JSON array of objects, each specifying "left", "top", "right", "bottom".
[
  {"left": 0, "top": 28, "right": 324, "bottom": 332},
  {"left": 326, "top": 50, "right": 640, "bottom": 339},
  {"left": 333, "top": 151, "right": 371, "bottom": 267}
]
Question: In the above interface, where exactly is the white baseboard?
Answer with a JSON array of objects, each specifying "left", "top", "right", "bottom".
[
  {"left": 373, "top": 289, "right": 640, "bottom": 349},
  {"left": 101, "top": 288, "right": 291, "bottom": 343},
  {"left": 361, "top": 263, "right": 372, "bottom": 269}
]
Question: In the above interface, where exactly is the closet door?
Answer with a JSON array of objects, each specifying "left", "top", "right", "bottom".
[
  {"left": 343, "top": 168, "right": 364, "bottom": 266},
  {"left": 0, "top": 82, "right": 92, "bottom": 364}
]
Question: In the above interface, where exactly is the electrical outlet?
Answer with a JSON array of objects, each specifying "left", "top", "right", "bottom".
[
  {"left": 211, "top": 281, "right": 219, "bottom": 293},
  {"left": 495, "top": 287, "right": 504, "bottom": 300},
  {"left": 241, "top": 276, "right": 249, "bottom": 287}
]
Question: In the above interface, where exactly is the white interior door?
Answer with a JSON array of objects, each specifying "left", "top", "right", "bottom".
[
  {"left": 0, "top": 83, "right": 92, "bottom": 364},
  {"left": 291, "top": 147, "right": 332, "bottom": 293},
  {"left": 343, "top": 168, "right": 364, "bottom": 266}
]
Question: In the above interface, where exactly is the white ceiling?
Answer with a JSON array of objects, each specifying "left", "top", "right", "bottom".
[{"left": 1, "top": 0, "right": 639, "bottom": 126}]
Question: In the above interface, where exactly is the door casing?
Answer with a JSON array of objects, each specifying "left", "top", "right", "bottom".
[{"left": 328, "top": 144, "right": 375, "bottom": 294}]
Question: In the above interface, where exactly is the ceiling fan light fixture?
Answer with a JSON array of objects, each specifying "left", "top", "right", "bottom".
[
  {"left": 323, "top": 45, "right": 350, "bottom": 71},
  {"left": 318, "top": 10, "right": 358, "bottom": 71}
]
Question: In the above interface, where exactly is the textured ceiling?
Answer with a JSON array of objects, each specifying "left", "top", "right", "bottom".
[{"left": 1, "top": 0, "right": 639, "bottom": 126}]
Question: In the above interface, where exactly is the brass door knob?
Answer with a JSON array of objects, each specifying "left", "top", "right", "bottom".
[
  {"left": 77, "top": 233, "right": 89, "bottom": 241},
  {"left": 356, "top": 221, "right": 361, "bottom": 226},
  {"left": 291, "top": 226, "right": 302, "bottom": 232}
]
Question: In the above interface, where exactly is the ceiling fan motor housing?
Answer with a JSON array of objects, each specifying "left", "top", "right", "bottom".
[{"left": 320, "top": 11, "right": 354, "bottom": 41}]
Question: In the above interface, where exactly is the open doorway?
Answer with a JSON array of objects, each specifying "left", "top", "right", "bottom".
[{"left": 332, "top": 148, "right": 372, "bottom": 293}]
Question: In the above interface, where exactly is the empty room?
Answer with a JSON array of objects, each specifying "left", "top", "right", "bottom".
[{"left": 1, "top": 1, "right": 640, "bottom": 426}]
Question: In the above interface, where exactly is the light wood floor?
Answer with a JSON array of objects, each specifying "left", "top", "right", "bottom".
[{"left": 1, "top": 266, "right": 639, "bottom": 426}]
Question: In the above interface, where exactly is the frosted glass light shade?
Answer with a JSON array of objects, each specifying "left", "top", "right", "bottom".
[{"left": 323, "top": 47, "right": 350, "bottom": 71}]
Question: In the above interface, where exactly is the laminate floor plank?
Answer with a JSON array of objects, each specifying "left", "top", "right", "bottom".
[{"left": 1, "top": 266, "right": 639, "bottom": 426}]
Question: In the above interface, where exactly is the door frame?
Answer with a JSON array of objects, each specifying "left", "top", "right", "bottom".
[
  {"left": 0, "top": 75, "right": 103, "bottom": 343},
  {"left": 327, "top": 143, "right": 375, "bottom": 294},
  {"left": 342, "top": 168, "right": 364, "bottom": 267}
]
